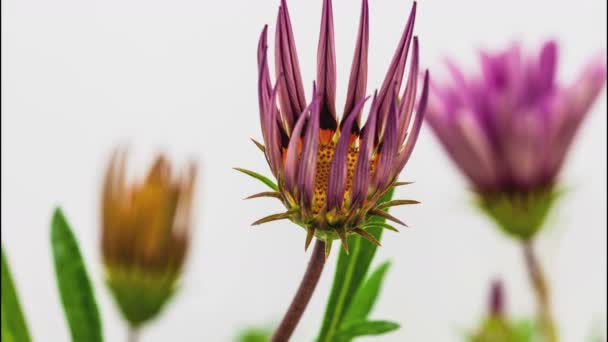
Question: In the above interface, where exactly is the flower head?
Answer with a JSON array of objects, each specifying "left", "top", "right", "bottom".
[
  {"left": 101, "top": 148, "right": 197, "bottom": 327},
  {"left": 242, "top": 0, "right": 429, "bottom": 254},
  {"left": 426, "top": 41, "right": 606, "bottom": 238}
]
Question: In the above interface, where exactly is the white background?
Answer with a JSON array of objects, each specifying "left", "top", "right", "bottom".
[{"left": 2, "top": 0, "right": 606, "bottom": 341}]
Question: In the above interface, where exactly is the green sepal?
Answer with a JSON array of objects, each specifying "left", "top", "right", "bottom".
[
  {"left": 105, "top": 265, "right": 178, "bottom": 328},
  {"left": 234, "top": 168, "right": 278, "bottom": 191},
  {"left": 477, "top": 188, "right": 561, "bottom": 241}
]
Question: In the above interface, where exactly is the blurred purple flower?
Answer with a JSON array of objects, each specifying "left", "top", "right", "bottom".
[
  {"left": 426, "top": 41, "right": 606, "bottom": 195},
  {"left": 242, "top": 0, "right": 429, "bottom": 254}
]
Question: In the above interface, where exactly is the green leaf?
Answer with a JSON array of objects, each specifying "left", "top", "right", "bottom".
[
  {"left": 317, "top": 189, "right": 394, "bottom": 342},
  {"left": 1, "top": 247, "right": 31, "bottom": 342},
  {"left": 234, "top": 168, "right": 278, "bottom": 191},
  {"left": 333, "top": 320, "right": 400, "bottom": 341},
  {"left": 235, "top": 326, "right": 272, "bottom": 342},
  {"left": 342, "top": 261, "right": 391, "bottom": 324},
  {"left": 51, "top": 208, "right": 103, "bottom": 342}
]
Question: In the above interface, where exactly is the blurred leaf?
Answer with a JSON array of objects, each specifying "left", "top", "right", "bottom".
[
  {"left": 235, "top": 326, "right": 272, "bottom": 342},
  {"left": 1, "top": 247, "right": 31, "bottom": 342},
  {"left": 317, "top": 189, "right": 394, "bottom": 342},
  {"left": 512, "top": 319, "right": 536, "bottom": 342},
  {"left": 333, "top": 320, "right": 400, "bottom": 341},
  {"left": 51, "top": 208, "right": 103, "bottom": 342},
  {"left": 234, "top": 168, "right": 278, "bottom": 191},
  {"left": 342, "top": 261, "right": 391, "bottom": 324}
]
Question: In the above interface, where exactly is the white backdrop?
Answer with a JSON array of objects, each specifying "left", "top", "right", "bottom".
[{"left": 2, "top": 0, "right": 606, "bottom": 341}]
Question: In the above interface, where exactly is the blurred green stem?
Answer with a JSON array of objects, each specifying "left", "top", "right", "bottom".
[
  {"left": 271, "top": 239, "right": 326, "bottom": 342},
  {"left": 522, "top": 240, "right": 558, "bottom": 342},
  {"left": 128, "top": 326, "right": 139, "bottom": 342}
]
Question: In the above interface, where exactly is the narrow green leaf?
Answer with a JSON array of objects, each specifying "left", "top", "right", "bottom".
[
  {"left": 1, "top": 247, "right": 31, "bottom": 342},
  {"left": 342, "top": 261, "right": 391, "bottom": 324},
  {"left": 317, "top": 189, "right": 394, "bottom": 342},
  {"left": 333, "top": 320, "right": 400, "bottom": 341},
  {"left": 234, "top": 168, "right": 278, "bottom": 191},
  {"left": 51, "top": 208, "right": 103, "bottom": 342}
]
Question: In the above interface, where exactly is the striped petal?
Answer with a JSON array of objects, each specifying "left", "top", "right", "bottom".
[
  {"left": 284, "top": 100, "right": 316, "bottom": 192},
  {"left": 297, "top": 89, "right": 321, "bottom": 207},
  {"left": 351, "top": 91, "right": 379, "bottom": 205},
  {"left": 257, "top": 35, "right": 271, "bottom": 144},
  {"left": 376, "top": 2, "right": 416, "bottom": 135},
  {"left": 257, "top": 25, "right": 272, "bottom": 111},
  {"left": 342, "top": 0, "right": 369, "bottom": 133},
  {"left": 374, "top": 86, "right": 399, "bottom": 190},
  {"left": 275, "top": 2, "right": 307, "bottom": 132},
  {"left": 327, "top": 96, "right": 369, "bottom": 209},
  {"left": 266, "top": 81, "right": 284, "bottom": 177},
  {"left": 397, "top": 36, "right": 419, "bottom": 145},
  {"left": 395, "top": 70, "right": 429, "bottom": 174},
  {"left": 317, "top": 0, "right": 338, "bottom": 131}
]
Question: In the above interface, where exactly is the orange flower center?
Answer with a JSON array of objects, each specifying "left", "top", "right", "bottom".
[{"left": 312, "top": 140, "right": 360, "bottom": 214}]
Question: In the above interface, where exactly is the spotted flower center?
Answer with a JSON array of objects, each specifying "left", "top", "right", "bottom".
[{"left": 311, "top": 140, "right": 360, "bottom": 215}]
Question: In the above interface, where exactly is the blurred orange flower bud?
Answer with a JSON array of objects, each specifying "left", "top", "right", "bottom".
[{"left": 101, "top": 147, "right": 197, "bottom": 328}]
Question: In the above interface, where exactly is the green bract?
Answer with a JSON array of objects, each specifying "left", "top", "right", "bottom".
[
  {"left": 478, "top": 188, "right": 561, "bottom": 240},
  {"left": 105, "top": 266, "right": 178, "bottom": 328}
]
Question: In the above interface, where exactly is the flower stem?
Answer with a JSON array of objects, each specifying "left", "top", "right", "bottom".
[
  {"left": 271, "top": 239, "right": 327, "bottom": 342},
  {"left": 522, "top": 240, "right": 558, "bottom": 342}
]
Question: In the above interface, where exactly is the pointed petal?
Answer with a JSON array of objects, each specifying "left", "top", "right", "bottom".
[
  {"left": 395, "top": 70, "right": 429, "bottom": 174},
  {"left": 305, "top": 227, "right": 316, "bottom": 251},
  {"left": 252, "top": 211, "right": 294, "bottom": 226},
  {"left": 353, "top": 228, "right": 381, "bottom": 246},
  {"left": 398, "top": 36, "right": 420, "bottom": 145},
  {"left": 369, "top": 209, "right": 407, "bottom": 226},
  {"left": 538, "top": 40, "right": 558, "bottom": 92},
  {"left": 317, "top": 0, "right": 338, "bottom": 131},
  {"left": 257, "top": 36, "right": 272, "bottom": 144},
  {"left": 244, "top": 191, "right": 283, "bottom": 200},
  {"left": 376, "top": 199, "right": 420, "bottom": 210},
  {"left": 376, "top": 2, "right": 417, "bottom": 133},
  {"left": 327, "top": 97, "right": 369, "bottom": 209},
  {"left": 297, "top": 91, "right": 321, "bottom": 207},
  {"left": 266, "top": 81, "right": 284, "bottom": 176},
  {"left": 351, "top": 91, "right": 379, "bottom": 205},
  {"left": 257, "top": 25, "right": 272, "bottom": 107},
  {"left": 374, "top": 86, "right": 399, "bottom": 190},
  {"left": 342, "top": 0, "right": 369, "bottom": 134},
  {"left": 275, "top": 3, "right": 307, "bottom": 132},
  {"left": 285, "top": 100, "right": 315, "bottom": 191},
  {"left": 336, "top": 228, "right": 349, "bottom": 254}
]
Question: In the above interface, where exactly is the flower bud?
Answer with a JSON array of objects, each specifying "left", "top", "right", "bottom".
[{"left": 101, "top": 148, "right": 197, "bottom": 327}]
